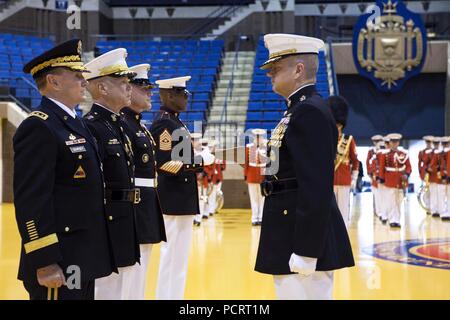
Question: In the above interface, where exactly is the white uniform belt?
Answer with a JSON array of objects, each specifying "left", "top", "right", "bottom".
[
  {"left": 249, "top": 162, "right": 265, "bottom": 167},
  {"left": 135, "top": 178, "right": 157, "bottom": 188},
  {"left": 386, "top": 166, "right": 406, "bottom": 172}
]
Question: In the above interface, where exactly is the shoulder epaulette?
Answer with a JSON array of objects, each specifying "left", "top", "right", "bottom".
[{"left": 28, "top": 111, "right": 48, "bottom": 121}]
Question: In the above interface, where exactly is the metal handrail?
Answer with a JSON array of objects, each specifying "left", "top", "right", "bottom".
[
  {"left": 20, "top": 76, "right": 39, "bottom": 92},
  {"left": 0, "top": 93, "right": 31, "bottom": 113},
  {"left": 183, "top": 5, "right": 233, "bottom": 37},
  {"left": 326, "top": 37, "right": 339, "bottom": 96},
  {"left": 220, "top": 34, "right": 241, "bottom": 123}
]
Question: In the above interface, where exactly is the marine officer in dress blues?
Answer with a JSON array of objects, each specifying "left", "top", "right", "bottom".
[
  {"left": 121, "top": 63, "right": 166, "bottom": 299},
  {"left": 255, "top": 34, "right": 354, "bottom": 300},
  {"left": 83, "top": 48, "right": 140, "bottom": 299},
  {"left": 150, "top": 76, "right": 214, "bottom": 299},
  {"left": 14, "top": 39, "right": 115, "bottom": 300}
]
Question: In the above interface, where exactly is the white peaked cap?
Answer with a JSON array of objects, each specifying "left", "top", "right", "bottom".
[
  {"left": 371, "top": 135, "right": 383, "bottom": 141},
  {"left": 156, "top": 76, "right": 191, "bottom": 89},
  {"left": 252, "top": 128, "right": 267, "bottom": 136},
  {"left": 84, "top": 48, "right": 135, "bottom": 80},
  {"left": 387, "top": 133, "right": 402, "bottom": 140},
  {"left": 261, "top": 33, "right": 324, "bottom": 70},
  {"left": 129, "top": 63, "right": 150, "bottom": 80}
]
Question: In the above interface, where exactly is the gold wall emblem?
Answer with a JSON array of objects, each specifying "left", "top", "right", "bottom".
[{"left": 355, "top": 0, "right": 425, "bottom": 91}]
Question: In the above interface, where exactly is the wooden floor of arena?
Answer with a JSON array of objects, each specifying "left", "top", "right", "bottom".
[{"left": 0, "top": 193, "right": 449, "bottom": 300}]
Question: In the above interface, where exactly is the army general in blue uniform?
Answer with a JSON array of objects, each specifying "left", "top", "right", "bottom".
[{"left": 14, "top": 39, "right": 115, "bottom": 300}]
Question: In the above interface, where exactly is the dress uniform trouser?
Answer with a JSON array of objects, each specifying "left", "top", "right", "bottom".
[
  {"left": 208, "top": 184, "right": 218, "bottom": 215},
  {"left": 195, "top": 186, "right": 206, "bottom": 223},
  {"left": 386, "top": 187, "right": 403, "bottom": 224},
  {"left": 443, "top": 186, "right": 450, "bottom": 218},
  {"left": 24, "top": 280, "right": 94, "bottom": 300},
  {"left": 248, "top": 183, "right": 264, "bottom": 223},
  {"left": 333, "top": 185, "right": 351, "bottom": 226},
  {"left": 429, "top": 183, "right": 439, "bottom": 215},
  {"left": 95, "top": 264, "right": 137, "bottom": 300},
  {"left": 378, "top": 184, "right": 388, "bottom": 221},
  {"left": 121, "top": 243, "right": 153, "bottom": 300},
  {"left": 437, "top": 183, "right": 447, "bottom": 216},
  {"left": 372, "top": 185, "right": 379, "bottom": 216},
  {"left": 273, "top": 271, "right": 334, "bottom": 300},
  {"left": 156, "top": 215, "right": 194, "bottom": 300}
]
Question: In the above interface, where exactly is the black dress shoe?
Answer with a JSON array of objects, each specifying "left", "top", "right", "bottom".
[
  {"left": 389, "top": 223, "right": 401, "bottom": 228},
  {"left": 382, "top": 219, "right": 387, "bottom": 225},
  {"left": 252, "top": 222, "right": 258, "bottom": 226},
  {"left": 426, "top": 211, "right": 431, "bottom": 215},
  {"left": 257, "top": 221, "right": 262, "bottom": 226},
  {"left": 193, "top": 221, "right": 201, "bottom": 226},
  {"left": 209, "top": 212, "right": 214, "bottom": 216},
  {"left": 442, "top": 217, "right": 450, "bottom": 221},
  {"left": 432, "top": 213, "right": 440, "bottom": 218},
  {"left": 202, "top": 215, "right": 208, "bottom": 220}
]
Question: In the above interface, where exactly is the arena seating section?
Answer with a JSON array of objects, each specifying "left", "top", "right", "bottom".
[
  {"left": 246, "top": 39, "right": 330, "bottom": 131},
  {"left": 0, "top": 34, "right": 56, "bottom": 110},
  {"left": 96, "top": 39, "right": 224, "bottom": 131}
]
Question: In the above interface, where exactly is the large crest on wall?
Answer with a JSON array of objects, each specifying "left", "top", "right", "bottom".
[{"left": 352, "top": 0, "right": 427, "bottom": 92}]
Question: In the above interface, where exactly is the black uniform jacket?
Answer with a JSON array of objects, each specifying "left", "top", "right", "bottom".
[
  {"left": 150, "top": 106, "right": 203, "bottom": 215},
  {"left": 13, "top": 96, "right": 116, "bottom": 285},
  {"left": 121, "top": 107, "right": 166, "bottom": 244},
  {"left": 84, "top": 103, "right": 140, "bottom": 268},
  {"left": 255, "top": 85, "right": 355, "bottom": 275}
]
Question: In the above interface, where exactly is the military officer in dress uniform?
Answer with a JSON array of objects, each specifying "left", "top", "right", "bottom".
[
  {"left": 83, "top": 48, "right": 140, "bottom": 299},
  {"left": 150, "top": 76, "right": 214, "bottom": 300},
  {"left": 14, "top": 39, "right": 115, "bottom": 300},
  {"left": 243, "top": 129, "right": 266, "bottom": 226},
  {"left": 418, "top": 136, "right": 434, "bottom": 214},
  {"left": 192, "top": 133, "right": 205, "bottom": 226},
  {"left": 378, "top": 133, "right": 411, "bottom": 228},
  {"left": 327, "top": 96, "right": 359, "bottom": 227},
  {"left": 444, "top": 138, "right": 450, "bottom": 221},
  {"left": 428, "top": 137, "right": 443, "bottom": 217},
  {"left": 376, "top": 136, "right": 391, "bottom": 223},
  {"left": 120, "top": 64, "right": 167, "bottom": 299},
  {"left": 255, "top": 34, "right": 354, "bottom": 300},
  {"left": 367, "top": 135, "right": 383, "bottom": 218},
  {"left": 207, "top": 140, "right": 226, "bottom": 216},
  {"left": 435, "top": 137, "right": 449, "bottom": 218}
]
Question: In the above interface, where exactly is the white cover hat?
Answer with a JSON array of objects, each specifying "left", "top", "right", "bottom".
[
  {"left": 129, "top": 63, "right": 154, "bottom": 88},
  {"left": 156, "top": 76, "right": 191, "bottom": 89},
  {"left": 387, "top": 133, "right": 402, "bottom": 140},
  {"left": 84, "top": 48, "right": 135, "bottom": 80},
  {"left": 260, "top": 33, "right": 324, "bottom": 70}
]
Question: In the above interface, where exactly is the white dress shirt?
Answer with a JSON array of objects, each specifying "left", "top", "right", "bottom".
[{"left": 47, "top": 97, "right": 77, "bottom": 119}]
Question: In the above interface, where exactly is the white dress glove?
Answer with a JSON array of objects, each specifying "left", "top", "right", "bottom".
[{"left": 288, "top": 253, "right": 317, "bottom": 277}]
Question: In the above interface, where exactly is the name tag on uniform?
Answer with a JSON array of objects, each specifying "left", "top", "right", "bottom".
[
  {"left": 108, "top": 138, "right": 120, "bottom": 145},
  {"left": 65, "top": 138, "right": 86, "bottom": 146},
  {"left": 70, "top": 145, "right": 87, "bottom": 153}
]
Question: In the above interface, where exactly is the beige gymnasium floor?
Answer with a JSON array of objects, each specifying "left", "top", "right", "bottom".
[{"left": 0, "top": 192, "right": 449, "bottom": 300}]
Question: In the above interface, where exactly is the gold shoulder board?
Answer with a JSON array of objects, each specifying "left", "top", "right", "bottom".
[{"left": 29, "top": 111, "right": 49, "bottom": 121}]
